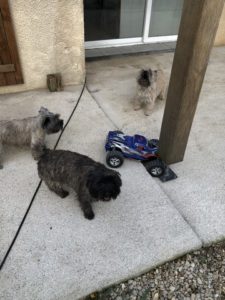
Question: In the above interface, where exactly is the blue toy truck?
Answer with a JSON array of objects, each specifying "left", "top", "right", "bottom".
[{"left": 105, "top": 130, "right": 165, "bottom": 177}]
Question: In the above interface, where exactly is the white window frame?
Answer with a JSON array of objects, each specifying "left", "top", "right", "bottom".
[{"left": 85, "top": 0, "right": 178, "bottom": 50}]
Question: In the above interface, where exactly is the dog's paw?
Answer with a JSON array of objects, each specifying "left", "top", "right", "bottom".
[
  {"left": 144, "top": 111, "right": 151, "bottom": 116},
  {"left": 84, "top": 210, "right": 95, "bottom": 220},
  {"left": 133, "top": 105, "right": 142, "bottom": 111}
]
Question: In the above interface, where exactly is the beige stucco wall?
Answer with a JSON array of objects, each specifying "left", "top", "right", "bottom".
[
  {"left": 214, "top": 4, "right": 225, "bottom": 46},
  {"left": 0, "top": 0, "right": 85, "bottom": 94}
]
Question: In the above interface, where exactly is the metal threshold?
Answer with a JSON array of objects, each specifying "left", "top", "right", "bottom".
[{"left": 85, "top": 42, "right": 176, "bottom": 60}]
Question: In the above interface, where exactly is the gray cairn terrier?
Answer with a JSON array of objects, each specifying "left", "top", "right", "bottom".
[
  {"left": 134, "top": 68, "right": 166, "bottom": 116},
  {"left": 38, "top": 148, "right": 122, "bottom": 220},
  {"left": 0, "top": 107, "right": 63, "bottom": 169}
]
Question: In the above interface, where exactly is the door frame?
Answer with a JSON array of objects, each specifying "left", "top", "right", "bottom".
[{"left": 85, "top": 0, "right": 178, "bottom": 49}]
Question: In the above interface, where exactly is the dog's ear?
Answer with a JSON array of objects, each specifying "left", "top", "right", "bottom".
[
  {"left": 41, "top": 116, "right": 51, "bottom": 129},
  {"left": 39, "top": 107, "right": 49, "bottom": 115},
  {"left": 152, "top": 70, "right": 158, "bottom": 81},
  {"left": 100, "top": 172, "right": 122, "bottom": 187},
  {"left": 148, "top": 68, "right": 153, "bottom": 78},
  {"left": 111, "top": 172, "right": 122, "bottom": 188}
]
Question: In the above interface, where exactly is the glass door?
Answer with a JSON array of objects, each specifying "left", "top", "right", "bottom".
[
  {"left": 119, "top": 0, "right": 146, "bottom": 38},
  {"left": 149, "top": 0, "right": 184, "bottom": 37},
  {"left": 84, "top": 0, "right": 121, "bottom": 41},
  {"left": 84, "top": 0, "right": 146, "bottom": 47},
  {"left": 84, "top": 0, "right": 184, "bottom": 49}
]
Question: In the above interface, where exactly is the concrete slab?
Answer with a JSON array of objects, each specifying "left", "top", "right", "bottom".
[
  {"left": 0, "top": 86, "right": 83, "bottom": 263},
  {"left": 86, "top": 47, "right": 225, "bottom": 245},
  {"left": 0, "top": 90, "right": 201, "bottom": 300}
]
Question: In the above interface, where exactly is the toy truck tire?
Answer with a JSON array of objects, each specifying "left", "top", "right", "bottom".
[
  {"left": 106, "top": 150, "right": 124, "bottom": 168},
  {"left": 146, "top": 159, "right": 165, "bottom": 177}
]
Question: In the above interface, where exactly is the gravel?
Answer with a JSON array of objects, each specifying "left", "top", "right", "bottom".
[{"left": 85, "top": 242, "right": 225, "bottom": 300}]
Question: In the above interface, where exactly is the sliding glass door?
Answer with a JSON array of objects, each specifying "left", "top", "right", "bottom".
[
  {"left": 84, "top": 0, "right": 184, "bottom": 48},
  {"left": 119, "top": 0, "right": 146, "bottom": 38},
  {"left": 148, "top": 0, "right": 184, "bottom": 37},
  {"left": 84, "top": 0, "right": 122, "bottom": 41}
]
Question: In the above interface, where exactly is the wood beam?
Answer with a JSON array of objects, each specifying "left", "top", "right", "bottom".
[{"left": 159, "top": 0, "right": 224, "bottom": 164}]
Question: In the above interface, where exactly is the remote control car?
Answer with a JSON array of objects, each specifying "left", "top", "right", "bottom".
[{"left": 105, "top": 130, "right": 165, "bottom": 177}]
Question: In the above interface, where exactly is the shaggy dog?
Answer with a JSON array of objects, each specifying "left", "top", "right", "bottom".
[
  {"left": 38, "top": 148, "right": 122, "bottom": 220},
  {"left": 134, "top": 68, "right": 166, "bottom": 116},
  {"left": 0, "top": 107, "right": 63, "bottom": 168}
]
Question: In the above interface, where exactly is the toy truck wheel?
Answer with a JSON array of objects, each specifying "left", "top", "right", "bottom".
[
  {"left": 147, "top": 159, "right": 165, "bottom": 177},
  {"left": 106, "top": 151, "right": 124, "bottom": 168}
]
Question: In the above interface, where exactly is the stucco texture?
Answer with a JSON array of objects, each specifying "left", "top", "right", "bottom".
[{"left": 0, "top": 0, "right": 85, "bottom": 94}]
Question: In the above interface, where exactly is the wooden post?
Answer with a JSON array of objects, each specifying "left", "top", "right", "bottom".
[{"left": 159, "top": 0, "right": 224, "bottom": 165}]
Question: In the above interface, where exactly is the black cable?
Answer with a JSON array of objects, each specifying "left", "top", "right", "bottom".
[
  {"left": 0, "top": 181, "right": 42, "bottom": 271},
  {"left": 0, "top": 79, "right": 86, "bottom": 271},
  {"left": 54, "top": 78, "right": 86, "bottom": 150}
]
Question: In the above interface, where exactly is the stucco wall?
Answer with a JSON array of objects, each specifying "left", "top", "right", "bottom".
[
  {"left": 214, "top": 4, "right": 225, "bottom": 46},
  {"left": 0, "top": 0, "right": 85, "bottom": 94}
]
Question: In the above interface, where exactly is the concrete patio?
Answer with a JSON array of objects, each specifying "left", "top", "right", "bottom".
[{"left": 0, "top": 47, "right": 225, "bottom": 300}]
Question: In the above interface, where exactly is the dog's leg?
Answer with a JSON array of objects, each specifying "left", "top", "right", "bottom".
[
  {"left": 158, "top": 82, "right": 167, "bottom": 101},
  {"left": 158, "top": 90, "right": 164, "bottom": 100},
  {"left": 45, "top": 180, "right": 69, "bottom": 198},
  {"left": 144, "top": 100, "right": 155, "bottom": 116},
  {"left": 31, "top": 130, "right": 46, "bottom": 161},
  {"left": 78, "top": 189, "right": 95, "bottom": 220},
  {"left": 158, "top": 88, "right": 166, "bottom": 101},
  {"left": 80, "top": 200, "right": 95, "bottom": 220},
  {"left": 133, "top": 97, "right": 142, "bottom": 111},
  {"left": 31, "top": 142, "right": 45, "bottom": 161},
  {"left": 133, "top": 86, "right": 142, "bottom": 111},
  {"left": 143, "top": 89, "right": 156, "bottom": 116},
  {"left": 0, "top": 142, "right": 3, "bottom": 169}
]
